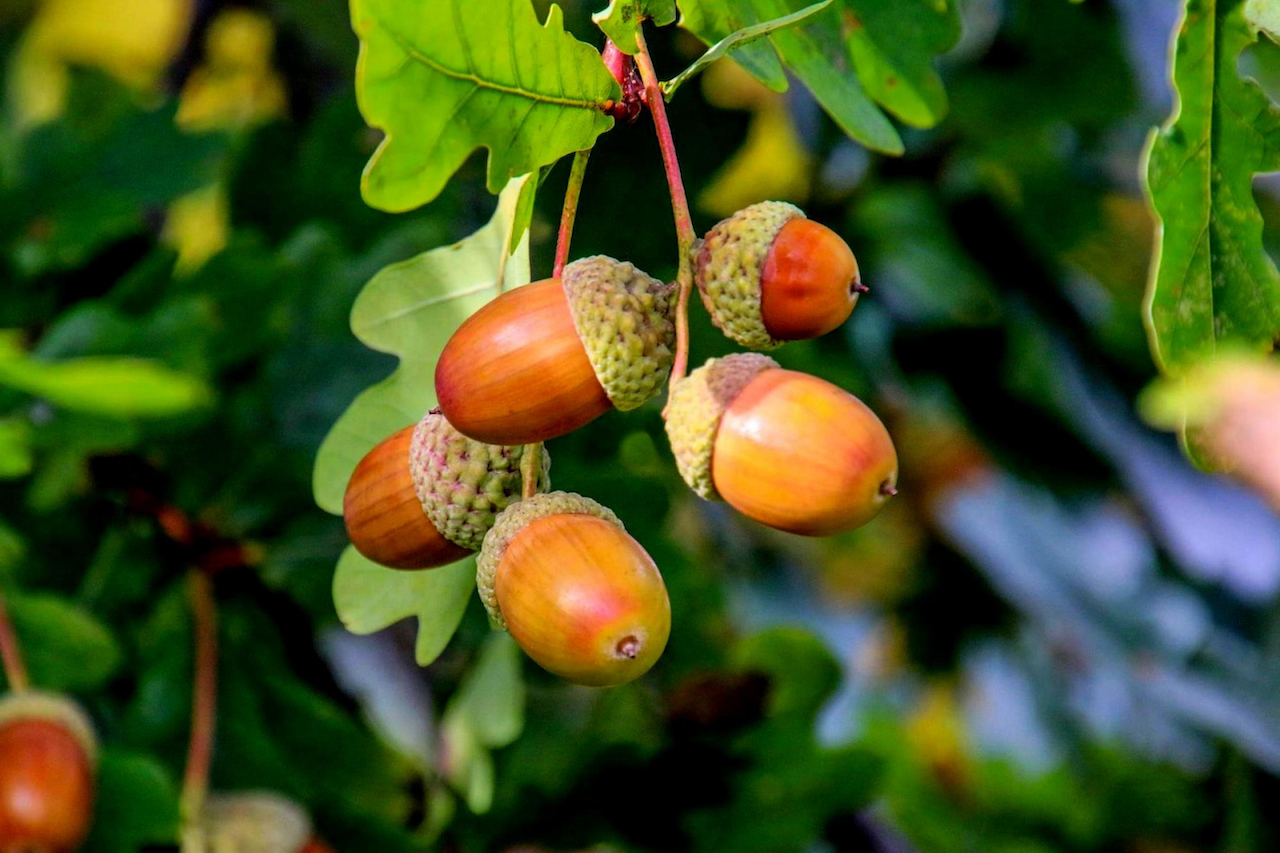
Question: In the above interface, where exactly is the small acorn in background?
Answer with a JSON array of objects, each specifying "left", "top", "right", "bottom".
[
  {"left": 343, "top": 410, "right": 549, "bottom": 569},
  {"left": 0, "top": 691, "right": 97, "bottom": 852},
  {"left": 477, "top": 492, "right": 671, "bottom": 687},
  {"left": 183, "top": 791, "right": 326, "bottom": 853},
  {"left": 695, "top": 201, "right": 862, "bottom": 349},
  {"left": 665, "top": 354, "right": 897, "bottom": 536},
  {"left": 436, "top": 256, "right": 676, "bottom": 445}
]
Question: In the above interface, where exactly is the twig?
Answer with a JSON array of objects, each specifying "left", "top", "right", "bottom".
[
  {"left": 633, "top": 27, "right": 697, "bottom": 389},
  {"left": 554, "top": 150, "right": 592, "bottom": 277},
  {"left": 0, "top": 589, "right": 29, "bottom": 693},
  {"left": 521, "top": 442, "right": 543, "bottom": 500},
  {"left": 181, "top": 570, "right": 219, "bottom": 823}
]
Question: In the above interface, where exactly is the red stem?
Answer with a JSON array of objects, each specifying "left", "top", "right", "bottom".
[
  {"left": 0, "top": 589, "right": 29, "bottom": 693},
  {"left": 633, "top": 28, "right": 697, "bottom": 388},
  {"left": 181, "top": 570, "right": 218, "bottom": 822},
  {"left": 553, "top": 149, "right": 591, "bottom": 278}
]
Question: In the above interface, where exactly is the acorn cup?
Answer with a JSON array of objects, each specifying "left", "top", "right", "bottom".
[
  {"left": 181, "top": 791, "right": 319, "bottom": 853},
  {"left": 0, "top": 691, "right": 97, "bottom": 853},
  {"left": 665, "top": 354, "right": 898, "bottom": 536},
  {"left": 343, "top": 410, "right": 549, "bottom": 569},
  {"left": 476, "top": 492, "right": 671, "bottom": 687},
  {"left": 435, "top": 256, "right": 676, "bottom": 445},
  {"left": 694, "top": 201, "right": 862, "bottom": 350}
]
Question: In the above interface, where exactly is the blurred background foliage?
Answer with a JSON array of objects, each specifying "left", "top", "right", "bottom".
[{"left": 2, "top": 0, "right": 1280, "bottom": 850}]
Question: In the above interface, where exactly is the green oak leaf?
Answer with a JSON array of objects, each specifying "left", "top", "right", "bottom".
[
  {"left": 1143, "top": 0, "right": 1280, "bottom": 376},
  {"left": 676, "top": 0, "right": 957, "bottom": 149},
  {"left": 352, "top": 0, "right": 618, "bottom": 213},
  {"left": 677, "top": 0, "right": 897, "bottom": 153},
  {"left": 662, "top": 1, "right": 831, "bottom": 99},
  {"left": 842, "top": 0, "right": 960, "bottom": 128},
  {"left": 677, "top": 0, "right": 790, "bottom": 92},
  {"left": 0, "top": 591, "right": 122, "bottom": 692},
  {"left": 312, "top": 176, "right": 533, "bottom": 516},
  {"left": 0, "top": 332, "right": 211, "bottom": 418},
  {"left": 593, "top": 0, "right": 679, "bottom": 55},
  {"left": 82, "top": 750, "right": 181, "bottom": 853},
  {"left": 1246, "top": 0, "right": 1280, "bottom": 42},
  {"left": 333, "top": 547, "right": 476, "bottom": 667}
]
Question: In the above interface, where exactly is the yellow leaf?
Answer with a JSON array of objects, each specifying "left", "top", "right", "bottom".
[
  {"left": 163, "top": 184, "right": 228, "bottom": 275},
  {"left": 176, "top": 9, "right": 287, "bottom": 132},
  {"left": 697, "top": 60, "right": 811, "bottom": 217},
  {"left": 11, "top": 0, "right": 192, "bottom": 126}
]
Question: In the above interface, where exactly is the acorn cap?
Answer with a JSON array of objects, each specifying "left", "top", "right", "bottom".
[
  {"left": 694, "top": 201, "right": 804, "bottom": 350},
  {"left": 183, "top": 791, "right": 312, "bottom": 853},
  {"left": 410, "top": 409, "right": 551, "bottom": 551},
  {"left": 664, "top": 353, "right": 779, "bottom": 500},
  {"left": 562, "top": 256, "right": 676, "bottom": 411},
  {"left": 0, "top": 690, "right": 98, "bottom": 767},
  {"left": 476, "top": 491, "right": 623, "bottom": 628}
]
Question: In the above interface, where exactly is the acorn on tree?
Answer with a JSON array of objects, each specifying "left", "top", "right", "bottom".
[
  {"left": 476, "top": 492, "right": 671, "bottom": 687},
  {"left": 343, "top": 410, "right": 549, "bottom": 569},
  {"left": 0, "top": 692, "right": 97, "bottom": 853},
  {"left": 435, "top": 256, "right": 676, "bottom": 445},
  {"left": 665, "top": 354, "right": 898, "bottom": 536},
  {"left": 695, "top": 201, "right": 863, "bottom": 350}
]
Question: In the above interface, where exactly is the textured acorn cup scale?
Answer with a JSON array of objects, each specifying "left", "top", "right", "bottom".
[
  {"left": 435, "top": 256, "right": 676, "bottom": 445},
  {"left": 665, "top": 354, "right": 899, "bottom": 536},
  {"left": 476, "top": 492, "right": 671, "bottom": 687},
  {"left": 0, "top": 691, "right": 97, "bottom": 851},
  {"left": 694, "top": 201, "right": 861, "bottom": 350},
  {"left": 343, "top": 409, "right": 549, "bottom": 569}
]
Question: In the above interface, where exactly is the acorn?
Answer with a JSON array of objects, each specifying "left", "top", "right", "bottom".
[
  {"left": 343, "top": 409, "right": 549, "bottom": 569},
  {"left": 694, "top": 201, "right": 862, "bottom": 349},
  {"left": 476, "top": 492, "right": 671, "bottom": 687},
  {"left": 182, "top": 791, "right": 315, "bottom": 853},
  {"left": 665, "top": 354, "right": 897, "bottom": 536},
  {"left": 436, "top": 257, "right": 676, "bottom": 445},
  {"left": 0, "top": 691, "right": 97, "bottom": 852}
]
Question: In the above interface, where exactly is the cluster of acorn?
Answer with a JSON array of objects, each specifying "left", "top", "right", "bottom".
[{"left": 343, "top": 201, "right": 899, "bottom": 688}]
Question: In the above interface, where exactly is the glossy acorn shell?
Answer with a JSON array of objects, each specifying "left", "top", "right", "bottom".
[
  {"left": 0, "top": 718, "right": 94, "bottom": 852},
  {"left": 343, "top": 425, "right": 472, "bottom": 570},
  {"left": 494, "top": 514, "right": 671, "bottom": 687},
  {"left": 435, "top": 279, "right": 611, "bottom": 445},
  {"left": 712, "top": 369, "right": 898, "bottom": 536},
  {"left": 760, "top": 218, "right": 860, "bottom": 341}
]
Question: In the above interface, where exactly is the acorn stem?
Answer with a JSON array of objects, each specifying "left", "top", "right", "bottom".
[
  {"left": 553, "top": 149, "right": 591, "bottom": 278},
  {"left": 634, "top": 27, "right": 696, "bottom": 386},
  {"left": 181, "top": 569, "right": 219, "bottom": 825},
  {"left": 521, "top": 442, "right": 543, "bottom": 500},
  {"left": 0, "top": 588, "right": 29, "bottom": 693}
]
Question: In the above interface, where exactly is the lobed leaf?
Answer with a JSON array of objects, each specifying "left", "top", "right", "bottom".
[
  {"left": 331, "top": 547, "right": 476, "bottom": 666},
  {"left": 352, "top": 0, "right": 618, "bottom": 213},
  {"left": 312, "top": 176, "right": 533, "bottom": 516},
  {"left": 1143, "top": 0, "right": 1280, "bottom": 376}
]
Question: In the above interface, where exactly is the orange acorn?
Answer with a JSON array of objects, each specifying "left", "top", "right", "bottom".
[
  {"left": 477, "top": 492, "right": 670, "bottom": 687},
  {"left": 665, "top": 354, "right": 897, "bottom": 536},
  {"left": 435, "top": 257, "right": 675, "bottom": 445},
  {"left": 343, "top": 410, "right": 548, "bottom": 569},
  {"left": 694, "top": 201, "right": 861, "bottom": 349},
  {"left": 0, "top": 692, "right": 97, "bottom": 853}
]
